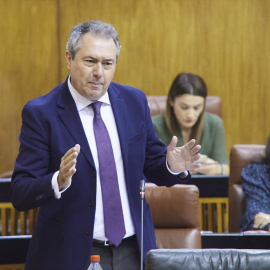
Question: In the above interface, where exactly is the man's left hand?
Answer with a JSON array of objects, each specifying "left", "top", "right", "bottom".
[{"left": 167, "top": 136, "right": 201, "bottom": 173}]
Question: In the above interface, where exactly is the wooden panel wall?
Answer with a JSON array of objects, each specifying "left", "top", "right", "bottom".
[
  {"left": 0, "top": 0, "right": 59, "bottom": 173},
  {"left": 1, "top": 0, "right": 270, "bottom": 173}
]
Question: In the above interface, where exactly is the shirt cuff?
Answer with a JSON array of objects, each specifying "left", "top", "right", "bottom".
[
  {"left": 166, "top": 159, "right": 188, "bottom": 176},
  {"left": 51, "top": 171, "right": 71, "bottom": 199}
]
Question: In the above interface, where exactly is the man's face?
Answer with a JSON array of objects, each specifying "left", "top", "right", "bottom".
[{"left": 65, "top": 33, "right": 117, "bottom": 100}]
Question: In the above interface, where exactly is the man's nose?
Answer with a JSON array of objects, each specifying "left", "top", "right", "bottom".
[{"left": 93, "top": 63, "right": 103, "bottom": 77}]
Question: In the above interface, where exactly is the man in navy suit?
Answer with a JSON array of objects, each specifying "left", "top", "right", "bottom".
[{"left": 11, "top": 20, "right": 201, "bottom": 270}]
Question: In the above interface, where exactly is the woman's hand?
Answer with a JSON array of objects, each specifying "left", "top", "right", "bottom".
[
  {"left": 190, "top": 156, "right": 229, "bottom": 175},
  {"left": 253, "top": 212, "right": 270, "bottom": 229}
]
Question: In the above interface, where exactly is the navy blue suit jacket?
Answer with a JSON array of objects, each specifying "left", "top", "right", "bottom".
[{"left": 11, "top": 78, "right": 190, "bottom": 270}]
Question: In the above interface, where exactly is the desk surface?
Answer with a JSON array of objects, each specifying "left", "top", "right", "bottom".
[
  {"left": 0, "top": 235, "right": 31, "bottom": 264},
  {"left": 0, "top": 178, "right": 12, "bottom": 202},
  {"left": 189, "top": 174, "right": 229, "bottom": 197},
  {"left": 1, "top": 174, "right": 229, "bottom": 200},
  {"left": 202, "top": 232, "right": 270, "bottom": 249}
]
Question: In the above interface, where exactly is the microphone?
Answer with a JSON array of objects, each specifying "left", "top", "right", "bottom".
[
  {"left": 140, "top": 180, "right": 145, "bottom": 199},
  {"left": 140, "top": 180, "right": 145, "bottom": 270}
]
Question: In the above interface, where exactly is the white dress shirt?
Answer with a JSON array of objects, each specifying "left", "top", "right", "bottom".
[{"left": 52, "top": 76, "right": 135, "bottom": 240}]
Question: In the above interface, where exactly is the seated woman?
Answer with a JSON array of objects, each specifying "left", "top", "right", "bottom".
[
  {"left": 241, "top": 136, "right": 270, "bottom": 232},
  {"left": 152, "top": 72, "right": 229, "bottom": 175}
]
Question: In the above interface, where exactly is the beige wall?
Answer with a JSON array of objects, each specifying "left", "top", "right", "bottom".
[{"left": 1, "top": 0, "right": 270, "bottom": 173}]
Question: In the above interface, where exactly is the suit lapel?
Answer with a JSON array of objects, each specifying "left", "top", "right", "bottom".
[
  {"left": 108, "top": 85, "right": 129, "bottom": 170},
  {"left": 56, "top": 81, "right": 96, "bottom": 169}
]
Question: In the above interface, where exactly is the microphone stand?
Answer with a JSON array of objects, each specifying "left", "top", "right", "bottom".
[{"left": 140, "top": 180, "right": 145, "bottom": 270}]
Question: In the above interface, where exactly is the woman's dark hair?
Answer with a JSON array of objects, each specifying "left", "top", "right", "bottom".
[
  {"left": 262, "top": 136, "right": 270, "bottom": 164},
  {"left": 164, "top": 72, "right": 207, "bottom": 142}
]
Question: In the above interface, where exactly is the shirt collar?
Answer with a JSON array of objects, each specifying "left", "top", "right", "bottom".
[{"left": 67, "top": 75, "right": 110, "bottom": 111}]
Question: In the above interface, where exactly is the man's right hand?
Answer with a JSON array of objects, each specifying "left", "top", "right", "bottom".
[{"left": 58, "top": 144, "right": 80, "bottom": 190}]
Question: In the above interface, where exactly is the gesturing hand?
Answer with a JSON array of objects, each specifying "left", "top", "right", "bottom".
[
  {"left": 58, "top": 144, "right": 81, "bottom": 190},
  {"left": 166, "top": 136, "right": 201, "bottom": 173}
]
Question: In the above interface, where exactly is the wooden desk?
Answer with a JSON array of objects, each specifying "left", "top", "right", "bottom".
[
  {"left": 1, "top": 175, "right": 229, "bottom": 233},
  {"left": 0, "top": 178, "right": 38, "bottom": 236},
  {"left": 0, "top": 178, "right": 11, "bottom": 202},
  {"left": 202, "top": 232, "right": 270, "bottom": 249},
  {"left": 0, "top": 235, "right": 31, "bottom": 262},
  {"left": 188, "top": 174, "right": 229, "bottom": 197},
  {"left": 189, "top": 175, "right": 229, "bottom": 233}
]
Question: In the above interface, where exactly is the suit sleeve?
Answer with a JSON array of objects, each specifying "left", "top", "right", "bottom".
[{"left": 10, "top": 104, "right": 55, "bottom": 211}]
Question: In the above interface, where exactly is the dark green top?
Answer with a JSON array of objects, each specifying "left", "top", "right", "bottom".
[{"left": 151, "top": 112, "right": 228, "bottom": 163}]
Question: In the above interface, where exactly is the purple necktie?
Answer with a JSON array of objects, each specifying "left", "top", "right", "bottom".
[{"left": 92, "top": 101, "right": 126, "bottom": 246}]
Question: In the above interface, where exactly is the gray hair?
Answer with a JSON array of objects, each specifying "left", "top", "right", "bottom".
[{"left": 66, "top": 20, "right": 121, "bottom": 61}]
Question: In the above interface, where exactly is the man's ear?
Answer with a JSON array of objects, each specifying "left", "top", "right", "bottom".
[{"left": 65, "top": 50, "right": 72, "bottom": 70}]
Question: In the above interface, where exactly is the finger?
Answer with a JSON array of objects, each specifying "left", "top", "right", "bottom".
[
  {"left": 59, "top": 144, "right": 80, "bottom": 182},
  {"left": 61, "top": 146, "right": 79, "bottom": 165},
  {"left": 59, "top": 161, "right": 77, "bottom": 186},
  {"left": 191, "top": 153, "right": 201, "bottom": 163},
  {"left": 167, "top": 136, "right": 178, "bottom": 151},
  {"left": 254, "top": 215, "right": 267, "bottom": 229},
  {"left": 259, "top": 221, "right": 266, "bottom": 229},
  {"left": 74, "top": 144, "right": 81, "bottom": 154},
  {"left": 61, "top": 153, "right": 77, "bottom": 170},
  {"left": 184, "top": 139, "right": 196, "bottom": 150},
  {"left": 204, "top": 157, "right": 217, "bottom": 164},
  {"left": 63, "top": 164, "right": 77, "bottom": 178},
  {"left": 60, "top": 158, "right": 77, "bottom": 175},
  {"left": 264, "top": 216, "right": 270, "bottom": 227},
  {"left": 64, "top": 145, "right": 80, "bottom": 159},
  {"left": 190, "top": 163, "right": 201, "bottom": 170},
  {"left": 254, "top": 216, "right": 261, "bottom": 228},
  {"left": 190, "top": 144, "right": 201, "bottom": 155}
]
